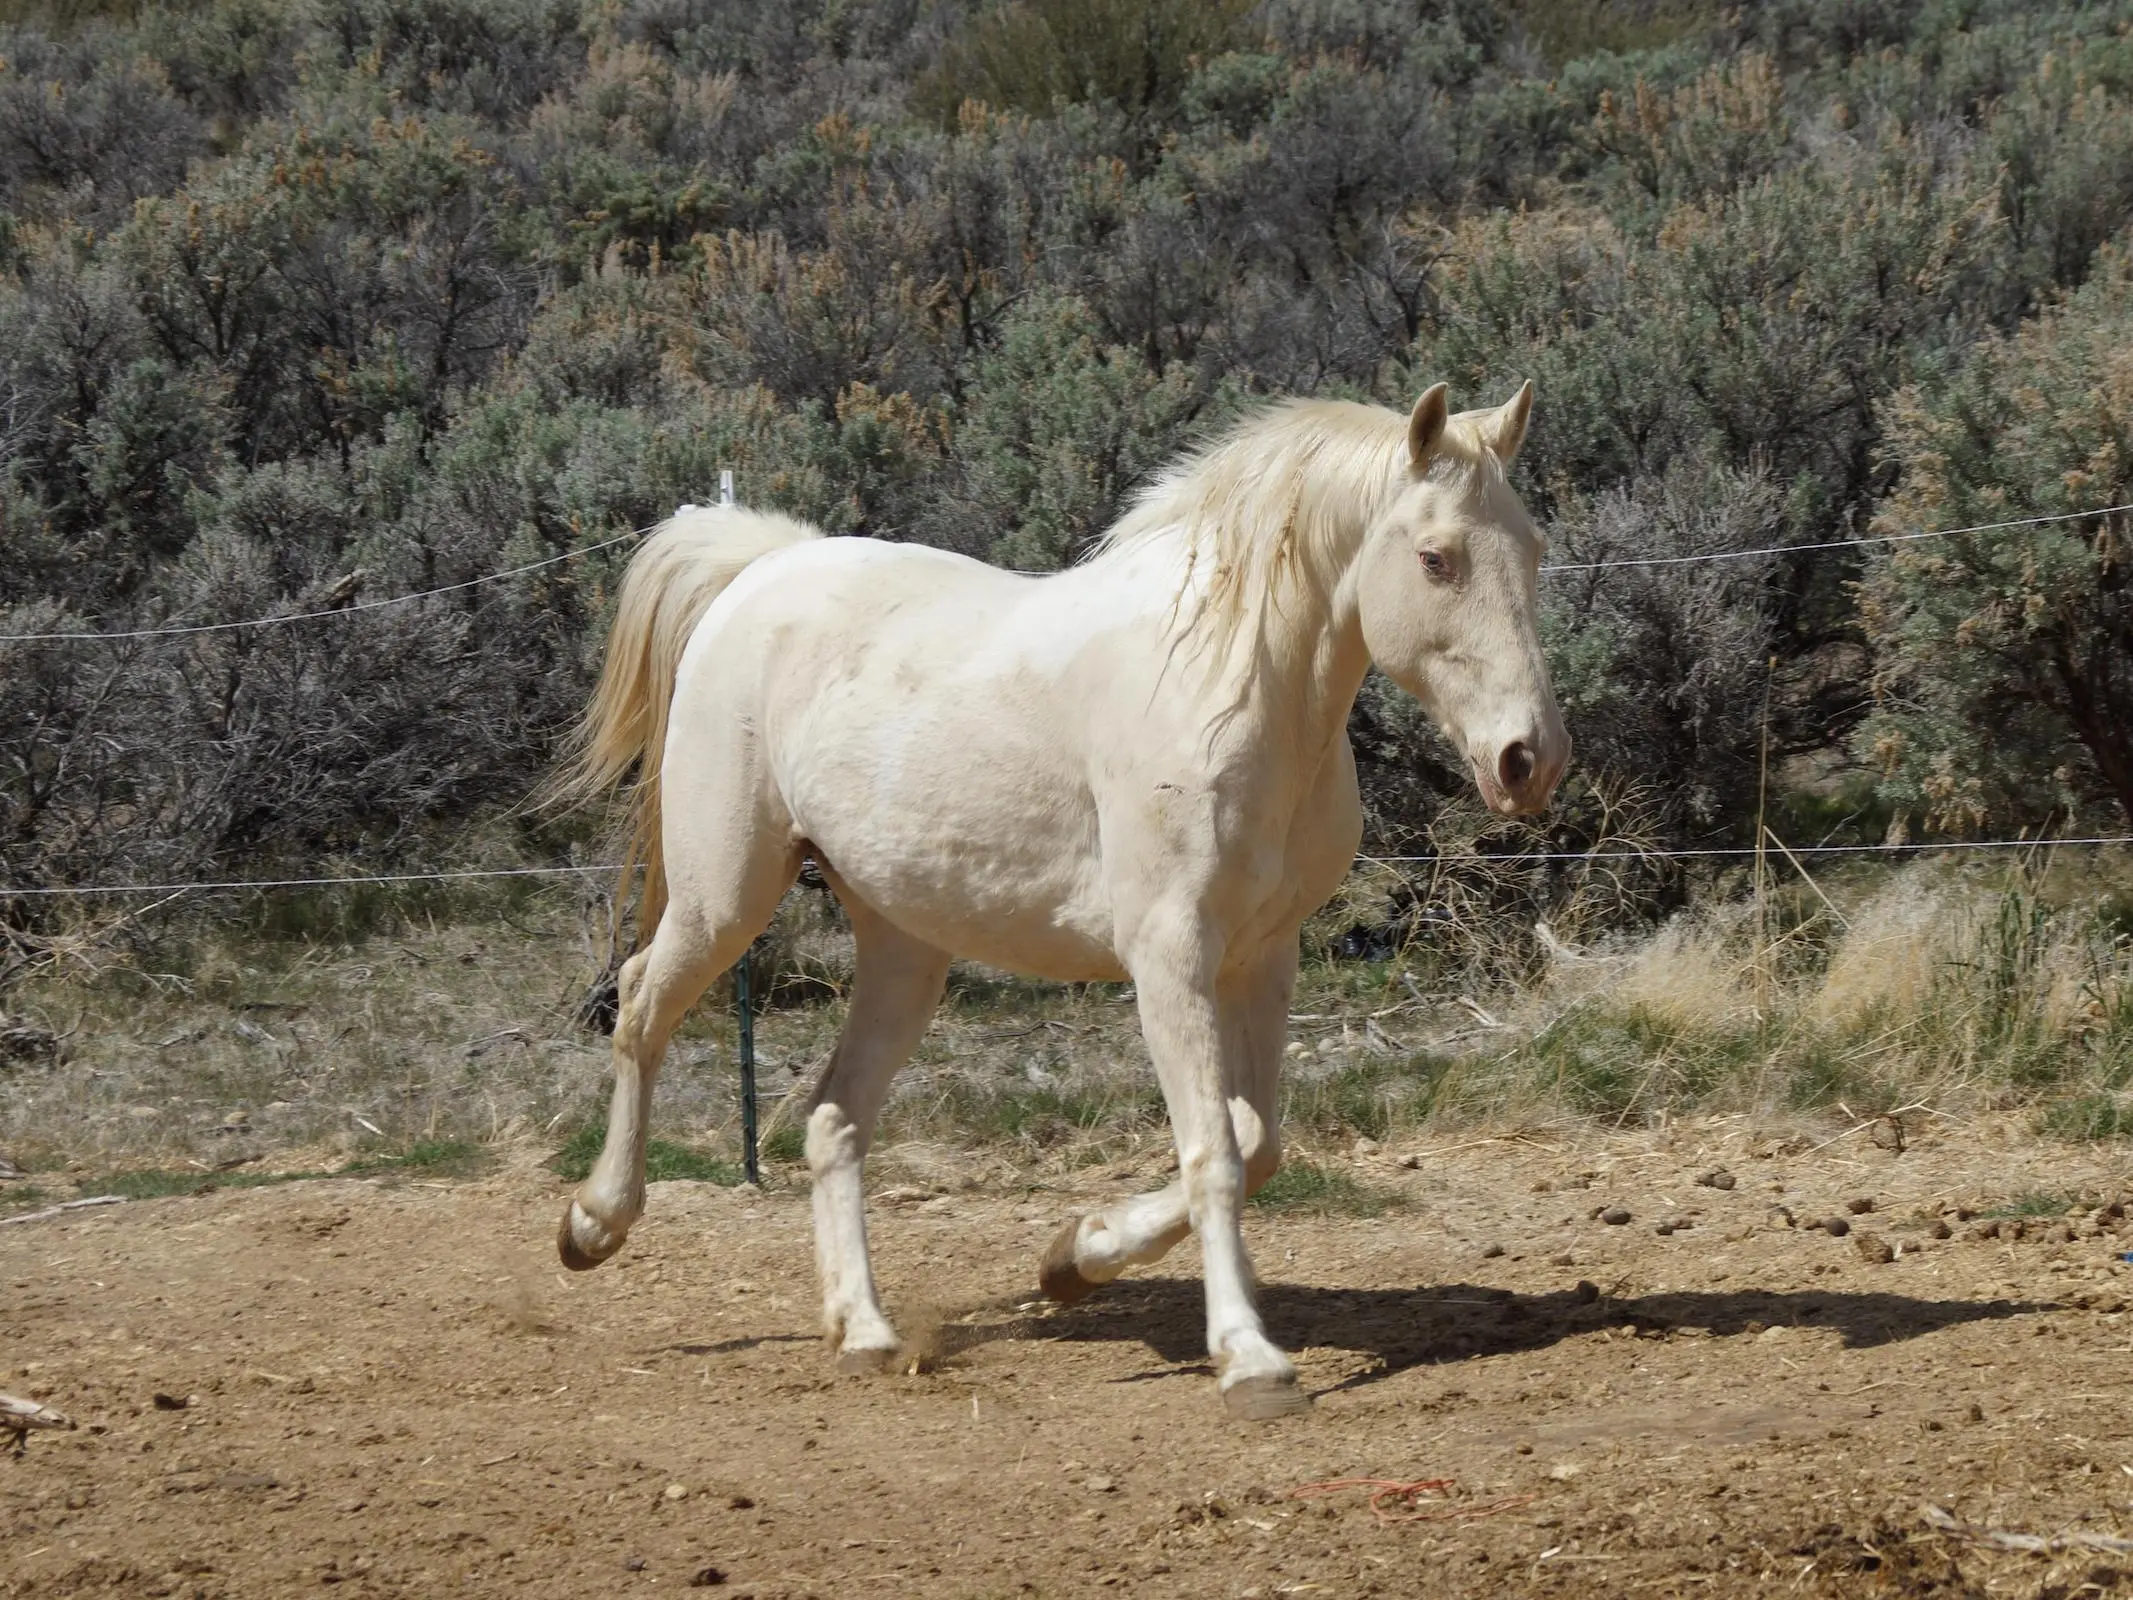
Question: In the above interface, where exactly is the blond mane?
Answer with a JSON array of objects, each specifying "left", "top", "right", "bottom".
[{"left": 1086, "top": 397, "right": 1508, "bottom": 660}]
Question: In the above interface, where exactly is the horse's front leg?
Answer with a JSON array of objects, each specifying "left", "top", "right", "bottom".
[
  {"left": 1129, "top": 921, "right": 1305, "bottom": 1421},
  {"left": 1039, "top": 942, "right": 1296, "bottom": 1301}
]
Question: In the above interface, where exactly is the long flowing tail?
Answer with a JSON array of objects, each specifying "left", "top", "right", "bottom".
[{"left": 550, "top": 505, "right": 822, "bottom": 941}]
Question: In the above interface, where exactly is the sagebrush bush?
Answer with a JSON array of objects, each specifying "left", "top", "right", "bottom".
[{"left": 3, "top": 0, "right": 2133, "bottom": 930}]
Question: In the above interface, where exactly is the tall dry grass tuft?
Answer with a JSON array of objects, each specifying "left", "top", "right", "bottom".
[{"left": 3, "top": 853, "right": 2131, "bottom": 1205}]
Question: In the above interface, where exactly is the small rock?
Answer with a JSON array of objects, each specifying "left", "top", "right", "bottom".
[
  {"left": 1573, "top": 1280, "right": 1600, "bottom": 1305},
  {"left": 624, "top": 1556, "right": 647, "bottom": 1571},
  {"left": 1846, "top": 1197, "right": 1875, "bottom": 1215},
  {"left": 1822, "top": 1216, "right": 1851, "bottom": 1238},
  {"left": 1480, "top": 1243, "right": 1505, "bottom": 1259},
  {"left": 1967, "top": 1402, "right": 1985, "bottom": 1423},
  {"left": 1767, "top": 1205, "right": 1795, "bottom": 1229},
  {"left": 664, "top": 1483, "right": 690, "bottom": 1502},
  {"left": 1352, "top": 1137, "right": 1380, "bottom": 1159},
  {"left": 1696, "top": 1169, "right": 1737, "bottom": 1191},
  {"left": 1655, "top": 1221, "right": 1675, "bottom": 1236},
  {"left": 152, "top": 1392, "right": 189, "bottom": 1411},
  {"left": 1514, "top": 1441, "right": 1533, "bottom": 1455},
  {"left": 1085, "top": 1475, "right": 1116, "bottom": 1493},
  {"left": 1600, "top": 1207, "right": 1632, "bottom": 1226},
  {"left": 687, "top": 1568, "right": 727, "bottom": 1588},
  {"left": 1549, "top": 1253, "right": 1575, "bottom": 1268},
  {"left": 1546, "top": 1462, "right": 1582, "bottom": 1481},
  {"left": 1399, "top": 1152, "right": 1422, "bottom": 1170},
  {"left": 725, "top": 1494, "right": 755, "bottom": 1510},
  {"left": 1853, "top": 1232, "right": 1894, "bottom": 1265},
  {"left": 1929, "top": 1220, "right": 1952, "bottom": 1240}
]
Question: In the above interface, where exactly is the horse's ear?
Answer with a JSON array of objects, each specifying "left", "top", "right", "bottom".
[
  {"left": 1490, "top": 380, "right": 1534, "bottom": 463},
  {"left": 1407, "top": 383, "right": 1450, "bottom": 469}
]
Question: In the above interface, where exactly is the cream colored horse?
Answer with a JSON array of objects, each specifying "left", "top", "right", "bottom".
[{"left": 554, "top": 383, "right": 1567, "bottom": 1419}]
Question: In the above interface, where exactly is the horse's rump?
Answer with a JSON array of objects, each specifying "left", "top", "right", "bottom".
[{"left": 551, "top": 506, "right": 822, "bottom": 940}]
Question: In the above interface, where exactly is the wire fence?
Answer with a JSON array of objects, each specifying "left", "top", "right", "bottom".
[
  {"left": 3, "top": 487, "right": 2129, "bottom": 899},
  {"left": 4, "top": 833, "right": 2131, "bottom": 900},
  {"left": 2, "top": 499, "right": 2125, "bottom": 646},
  {"left": 0, "top": 524, "right": 656, "bottom": 644}
]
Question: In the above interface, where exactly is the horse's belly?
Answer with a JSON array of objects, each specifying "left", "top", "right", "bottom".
[{"left": 806, "top": 820, "right": 1125, "bottom": 981}]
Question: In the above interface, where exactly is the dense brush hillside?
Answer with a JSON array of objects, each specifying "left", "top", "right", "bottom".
[{"left": 2, "top": 0, "right": 2132, "bottom": 905}]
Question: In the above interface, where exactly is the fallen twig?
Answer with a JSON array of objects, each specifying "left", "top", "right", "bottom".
[
  {"left": 2, "top": 1392, "right": 76, "bottom": 1452},
  {"left": 1456, "top": 996, "right": 1502, "bottom": 1029},
  {"left": 1921, "top": 1502, "right": 2133, "bottom": 1557},
  {"left": 0, "top": 1195, "right": 126, "bottom": 1227}
]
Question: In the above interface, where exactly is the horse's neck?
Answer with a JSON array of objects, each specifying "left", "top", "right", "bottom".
[{"left": 1176, "top": 502, "right": 1378, "bottom": 776}]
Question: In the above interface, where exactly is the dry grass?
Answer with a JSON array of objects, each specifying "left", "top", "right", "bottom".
[{"left": 2, "top": 848, "right": 2129, "bottom": 1212}]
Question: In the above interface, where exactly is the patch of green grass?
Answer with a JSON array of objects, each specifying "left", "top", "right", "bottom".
[
  {"left": 1, "top": 1184, "right": 50, "bottom": 1215},
  {"left": 95, "top": 1166, "right": 324, "bottom": 1200},
  {"left": 1985, "top": 1190, "right": 2077, "bottom": 1219},
  {"left": 1283, "top": 1055, "right": 1450, "bottom": 1140},
  {"left": 759, "top": 1124, "right": 807, "bottom": 1164},
  {"left": 343, "top": 1140, "right": 491, "bottom": 1179},
  {"left": 72, "top": 1141, "right": 493, "bottom": 1204},
  {"left": 2041, "top": 1093, "right": 2133, "bottom": 1142},
  {"left": 913, "top": 1079, "right": 1165, "bottom": 1148},
  {"left": 1249, "top": 1160, "right": 1394, "bottom": 1217},
  {"left": 550, "top": 1124, "right": 745, "bottom": 1185}
]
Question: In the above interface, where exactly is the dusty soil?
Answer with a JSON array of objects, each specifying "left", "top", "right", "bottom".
[{"left": 5, "top": 1120, "right": 2133, "bottom": 1599}]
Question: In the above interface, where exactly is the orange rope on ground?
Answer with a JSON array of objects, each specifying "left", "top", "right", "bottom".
[{"left": 1285, "top": 1476, "right": 1539, "bottom": 1526}]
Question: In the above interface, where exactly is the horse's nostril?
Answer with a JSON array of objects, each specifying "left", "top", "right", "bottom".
[{"left": 1500, "top": 741, "right": 1537, "bottom": 790}]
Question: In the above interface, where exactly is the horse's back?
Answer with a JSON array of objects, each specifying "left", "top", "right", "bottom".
[{"left": 670, "top": 535, "right": 1133, "bottom": 977}]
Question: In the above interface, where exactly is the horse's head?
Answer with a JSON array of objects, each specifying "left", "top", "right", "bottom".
[{"left": 1354, "top": 382, "right": 1569, "bottom": 816}]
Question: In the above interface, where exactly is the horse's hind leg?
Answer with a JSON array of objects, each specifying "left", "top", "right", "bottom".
[
  {"left": 1040, "top": 943, "right": 1294, "bottom": 1307},
  {"left": 805, "top": 883, "right": 950, "bottom": 1373},
  {"left": 559, "top": 834, "right": 797, "bottom": 1271}
]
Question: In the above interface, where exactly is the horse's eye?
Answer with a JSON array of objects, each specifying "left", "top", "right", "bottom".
[{"left": 1419, "top": 550, "right": 1450, "bottom": 578}]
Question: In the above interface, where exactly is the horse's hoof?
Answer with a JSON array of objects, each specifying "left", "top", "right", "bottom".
[
  {"left": 556, "top": 1203, "right": 616, "bottom": 1272},
  {"left": 836, "top": 1344, "right": 900, "bottom": 1377},
  {"left": 1222, "top": 1374, "right": 1311, "bottom": 1422},
  {"left": 1038, "top": 1219, "right": 1100, "bottom": 1305}
]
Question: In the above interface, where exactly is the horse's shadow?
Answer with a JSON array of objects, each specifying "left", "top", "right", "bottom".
[{"left": 942, "top": 1276, "right": 2054, "bottom": 1395}]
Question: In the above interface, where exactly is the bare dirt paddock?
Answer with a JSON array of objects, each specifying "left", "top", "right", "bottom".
[{"left": 5, "top": 1122, "right": 2133, "bottom": 1599}]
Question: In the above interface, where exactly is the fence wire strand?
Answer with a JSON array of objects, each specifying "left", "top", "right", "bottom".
[
  {"left": 5, "top": 835, "right": 2131, "bottom": 899},
  {"left": 0, "top": 523, "right": 653, "bottom": 643},
  {"left": 1539, "top": 499, "right": 2133, "bottom": 573},
  {"left": 3, "top": 501, "right": 2129, "bottom": 645}
]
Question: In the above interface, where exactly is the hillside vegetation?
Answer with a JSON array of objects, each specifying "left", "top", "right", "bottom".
[
  {"left": 1, "top": 0, "right": 2131, "bottom": 909},
  {"left": 2, "top": 2, "right": 2133, "bottom": 1178}
]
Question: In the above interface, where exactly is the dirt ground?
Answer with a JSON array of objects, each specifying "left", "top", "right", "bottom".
[{"left": 5, "top": 1119, "right": 2133, "bottom": 1599}]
